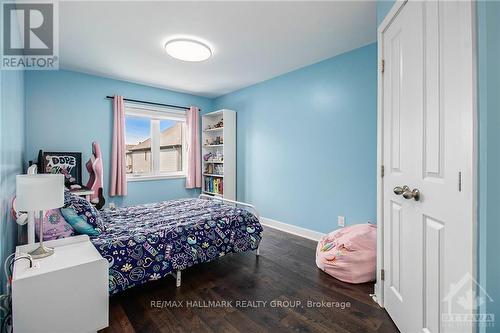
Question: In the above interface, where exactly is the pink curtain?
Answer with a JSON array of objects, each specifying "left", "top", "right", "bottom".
[
  {"left": 110, "top": 95, "right": 127, "bottom": 196},
  {"left": 186, "top": 106, "right": 201, "bottom": 188}
]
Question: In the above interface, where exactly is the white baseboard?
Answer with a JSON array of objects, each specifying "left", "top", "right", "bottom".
[{"left": 260, "top": 217, "right": 325, "bottom": 242}]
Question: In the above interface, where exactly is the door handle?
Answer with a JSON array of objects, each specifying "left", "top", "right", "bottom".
[
  {"left": 403, "top": 188, "right": 420, "bottom": 201},
  {"left": 393, "top": 185, "right": 409, "bottom": 195}
]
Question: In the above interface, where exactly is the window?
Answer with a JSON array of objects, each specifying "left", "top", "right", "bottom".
[{"left": 125, "top": 103, "right": 187, "bottom": 181}]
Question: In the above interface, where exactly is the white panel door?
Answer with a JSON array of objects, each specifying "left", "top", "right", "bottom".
[{"left": 381, "top": 1, "right": 475, "bottom": 333}]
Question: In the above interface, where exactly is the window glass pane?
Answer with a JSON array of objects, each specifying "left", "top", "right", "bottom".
[
  {"left": 159, "top": 119, "right": 183, "bottom": 173},
  {"left": 125, "top": 116, "right": 152, "bottom": 174}
]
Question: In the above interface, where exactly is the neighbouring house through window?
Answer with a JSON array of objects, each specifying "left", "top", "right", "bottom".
[{"left": 124, "top": 103, "right": 187, "bottom": 180}]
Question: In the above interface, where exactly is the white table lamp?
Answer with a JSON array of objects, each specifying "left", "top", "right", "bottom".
[{"left": 16, "top": 174, "right": 65, "bottom": 258}]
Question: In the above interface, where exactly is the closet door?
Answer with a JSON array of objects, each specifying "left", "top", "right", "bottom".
[{"left": 381, "top": 1, "right": 475, "bottom": 332}]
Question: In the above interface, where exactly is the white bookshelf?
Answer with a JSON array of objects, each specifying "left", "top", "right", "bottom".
[{"left": 201, "top": 109, "right": 236, "bottom": 200}]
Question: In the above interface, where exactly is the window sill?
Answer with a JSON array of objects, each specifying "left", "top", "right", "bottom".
[{"left": 126, "top": 174, "right": 186, "bottom": 182}]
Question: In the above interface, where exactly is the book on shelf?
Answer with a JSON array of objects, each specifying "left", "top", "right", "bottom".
[{"left": 204, "top": 176, "right": 223, "bottom": 195}]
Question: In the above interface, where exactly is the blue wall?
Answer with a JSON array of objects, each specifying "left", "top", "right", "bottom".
[
  {"left": 0, "top": 1, "right": 26, "bottom": 296},
  {"left": 377, "top": 0, "right": 395, "bottom": 26},
  {"left": 25, "top": 70, "right": 213, "bottom": 207},
  {"left": 214, "top": 43, "right": 378, "bottom": 233},
  {"left": 0, "top": 71, "right": 25, "bottom": 293},
  {"left": 477, "top": 1, "right": 500, "bottom": 331}
]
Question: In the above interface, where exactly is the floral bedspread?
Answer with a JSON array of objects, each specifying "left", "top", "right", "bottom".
[{"left": 91, "top": 198, "right": 263, "bottom": 295}]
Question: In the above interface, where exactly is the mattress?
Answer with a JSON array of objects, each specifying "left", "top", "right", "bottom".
[{"left": 91, "top": 198, "right": 263, "bottom": 295}]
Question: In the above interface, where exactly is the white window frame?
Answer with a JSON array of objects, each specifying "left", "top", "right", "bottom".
[{"left": 125, "top": 102, "right": 187, "bottom": 182}]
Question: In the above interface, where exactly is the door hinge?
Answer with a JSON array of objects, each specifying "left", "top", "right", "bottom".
[
  {"left": 458, "top": 171, "right": 462, "bottom": 192},
  {"left": 381, "top": 269, "right": 385, "bottom": 281},
  {"left": 381, "top": 59, "right": 385, "bottom": 73},
  {"left": 381, "top": 165, "right": 385, "bottom": 178}
]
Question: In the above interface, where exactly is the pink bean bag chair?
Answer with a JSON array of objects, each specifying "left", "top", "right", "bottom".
[{"left": 316, "top": 223, "right": 377, "bottom": 284}]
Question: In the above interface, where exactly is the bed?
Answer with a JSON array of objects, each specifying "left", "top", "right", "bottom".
[
  {"left": 92, "top": 196, "right": 263, "bottom": 294},
  {"left": 23, "top": 165, "right": 263, "bottom": 295}
]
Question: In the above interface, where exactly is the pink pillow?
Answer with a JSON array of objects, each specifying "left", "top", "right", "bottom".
[
  {"left": 35, "top": 209, "right": 75, "bottom": 241},
  {"left": 316, "top": 223, "right": 377, "bottom": 284}
]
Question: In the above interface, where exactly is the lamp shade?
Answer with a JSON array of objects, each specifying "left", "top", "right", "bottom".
[{"left": 16, "top": 174, "right": 65, "bottom": 211}]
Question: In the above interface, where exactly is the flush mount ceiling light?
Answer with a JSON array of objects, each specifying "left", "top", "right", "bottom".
[{"left": 164, "top": 39, "right": 212, "bottom": 62}]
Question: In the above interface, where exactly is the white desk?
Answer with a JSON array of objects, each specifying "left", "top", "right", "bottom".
[
  {"left": 12, "top": 235, "right": 109, "bottom": 333},
  {"left": 70, "top": 189, "right": 94, "bottom": 202}
]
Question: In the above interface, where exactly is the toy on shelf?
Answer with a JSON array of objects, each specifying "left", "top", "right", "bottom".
[
  {"left": 203, "top": 163, "right": 224, "bottom": 176},
  {"left": 203, "top": 152, "right": 213, "bottom": 161},
  {"left": 204, "top": 164, "right": 214, "bottom": 174},
  {"left": 204, "top": 118, "right": 224, "bottom": 131},
  {"left": 203, "top": 151, "right": 224, "bottom": 163},
  {"left": 214, "top": 164, "right": 223, "bottom": 175},
  {"left": 214, "top": 150, "right": 223, "bottom": 161},
  {"left": 214, "top": 119, "right": 223, "bottom": 128},
  {"left": 205, "top": 136, "right": 224, "bottom": 146}
]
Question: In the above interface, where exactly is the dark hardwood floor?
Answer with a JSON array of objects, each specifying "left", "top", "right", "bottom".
[{"left": 101, "top": 227, "right": 399, "bottom": 333}]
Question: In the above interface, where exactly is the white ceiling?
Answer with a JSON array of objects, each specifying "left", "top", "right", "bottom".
[{"left": 59, "top": 1, "right": 376, "bottom": 98}]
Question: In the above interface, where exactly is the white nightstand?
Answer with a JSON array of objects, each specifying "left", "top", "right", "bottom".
[{"left": 12, "top": 235, "right": 109, "bottom": 333}]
